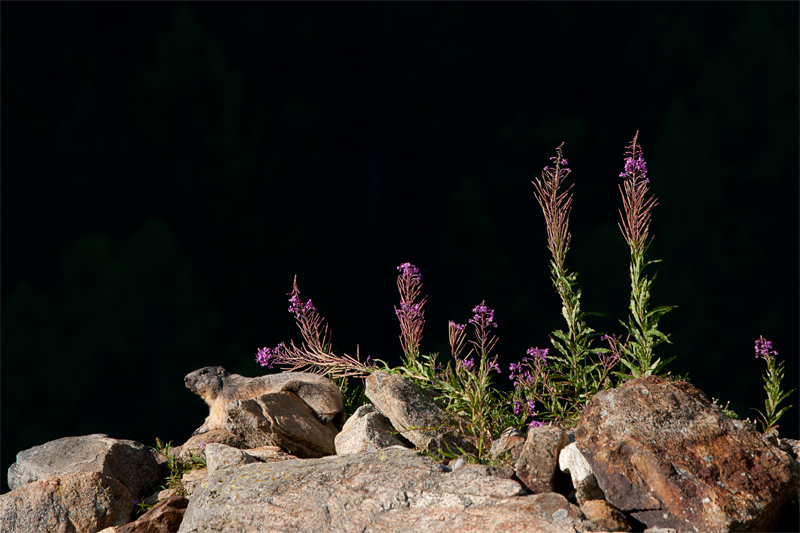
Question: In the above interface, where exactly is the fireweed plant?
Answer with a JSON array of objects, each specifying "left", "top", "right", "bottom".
[
  {"left": 521, "top": 143, "right": 617, "bottom": 425},
  {"left": 390, "top": 264, "right": 511, "bottom": 456},
  {"left": 390, "top": 263, "right": 442, "bottom": 386},
  {"left": 606, "top": 132, "right": 677, "bottom": 378},
  {"left": 256, "top": 275, "right": 374, "bottom": 412},
  {"left": 253, "top": 133, "right": 790, "bottom": 460},
  {"left": 434, "top": 303, "right": 507, "bottom": 457},
  {"left": 752, "top": 336, "right": 795, "bottom": 435}
]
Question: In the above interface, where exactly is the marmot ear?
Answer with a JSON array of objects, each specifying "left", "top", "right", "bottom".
[{"left": 217, "top": 367, "right": 227, "bottom": 378}]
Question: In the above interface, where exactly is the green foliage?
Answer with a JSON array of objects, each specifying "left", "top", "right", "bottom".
[
  {"left": 334, "top": 376, "right": 371, "bottom": 416},
  {"left": 753, "top": 348, "right": 795, "bottom": 436},
  {"left": 152, "top": 437, "right": 207, "bottom": 499}
]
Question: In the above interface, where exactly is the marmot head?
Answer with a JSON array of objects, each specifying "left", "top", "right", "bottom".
[{"left": 185, "top": 366, "right": 230, "bottom": 403}]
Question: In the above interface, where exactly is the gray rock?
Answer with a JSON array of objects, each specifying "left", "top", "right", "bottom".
[
  {"left": 178, "top": 447, "right": 592, "bottom": 533},
  {"left": 575, "top": 376, "right": 799, "bottom": 533},
  {"left": 180, "top": 468, "right": 208, "bottom": 497},
  {"left": 514, "top": 425, "right": 570, "bottom": 494},
  {"left": 364, "top": 371, "right": 469, "bottom": 454},
  {"left": 7, "top": 433, "right": 161, "bottom": 499},
  {"left": 0, "top": 471, "right": 134, "bottom": 533},
  {"left": 240, "top": 445, "right": 298, "bottom": 463},
  {"left": 179, "top": 429, "right": 247, "bottom": 462},
  {"left": 225, "top": 390, "right": 339, "bottom": 458},
  {"left": 205, "top": 443, "right": 258, "bottom": 475},
  {"left": 334, "top": 404, "right": 412, "bottom": 454}
]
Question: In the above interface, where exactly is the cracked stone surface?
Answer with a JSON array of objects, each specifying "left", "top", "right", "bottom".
[{"left": 575, "top": 376, "right": 798, "bottom": 532}]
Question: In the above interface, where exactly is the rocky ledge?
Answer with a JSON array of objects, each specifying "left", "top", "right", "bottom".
[{"left": 2, "top": 374, "right": 798, "bottom": 533}]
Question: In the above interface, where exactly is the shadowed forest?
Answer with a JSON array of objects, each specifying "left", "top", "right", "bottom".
[{"left": 2, "top": 3, "right": 798, "bottom": 493}]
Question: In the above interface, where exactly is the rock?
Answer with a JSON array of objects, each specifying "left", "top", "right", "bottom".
[
  {"left": 179, "top": 468, "right": 208, "bottom": 497},
  {"left": 580, "top": 499, "right": 630, "bottom": 532},
  {"left": 452, "top": 461, "right": 517, "bottom": 480},
  {"left": 178, "top": 446, "right": 594, "bottom": 533},
  {"left": 7, "top": 433, "right": 161, "bottom": 499},
  {"left": 204, "top": 443, "right": 259, "bottom": 474},
  {"left": 364, "top": 371, "right": 471, "bottom": 454},
  {"left": 489, "top": 427, "right": 525, "bottom": 462},
  {"left": 0, "top": 471, "right": 134, "bottom": 533},
  {"left": 118, "top": 495, "right": 189, "bottom": 533},
  {"left": 334, "top": 404, "right": 413, "bottom": 454},
  {"left": 224, "top": 390, "right": 339, "bottom": 458},
  {"left": 178, "top": 429, "right": 246, "bottom": 462},
  {"left": 242, "top": 445, "right": 298, "bottom": 462},
  {"left": 514, "top": 425, "right": 570, "bottom": 494},
  {"left": 559, "top": 442, "right": 605, "bottom": 505},
  {"left": 575, "top": 376, "right": 799, "bottom": 533}
]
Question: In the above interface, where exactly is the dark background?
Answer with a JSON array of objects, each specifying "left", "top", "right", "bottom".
[{"left": 2, "top": 3, "right": 798, "bottom": 494}]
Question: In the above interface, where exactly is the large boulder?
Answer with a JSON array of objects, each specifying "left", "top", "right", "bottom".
[
  {"left": 334, "top": 404, "right": 412, "bottom": 454},
  {"left": 575, "top": 376, "right": 799, "bottom": 532},
  {"left": 224, "top": 390, "right": 339, "bottom": 458},
  {"left": 364, "top": 371, "right": 472, "bottom": 454},
  {"left": 7, "top": 434, "right": 161, "bottom": 499},
  {"left": 178, "top": 446, "right": 593, "bottom": 533},
  {"left": 0, "top": 471, "right": 134, "bottom": 533}
]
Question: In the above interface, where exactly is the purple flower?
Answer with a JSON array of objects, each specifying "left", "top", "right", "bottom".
[
  {"left": 526, "top": 399, "right": 536, "bottom": 414},
  {"left": 513, "top": 400, "right": 523, "bottom": 416},
  {"left": 461, "top": 358, "right": 475, "bottom": 372},
  {"left": 620, "top": 155, "right": 647, "bottom": 178},
  {"left": 526, "top": 347, "right": 548, "bottom": 366},
  {"left": 489, "top": 360, "right": 501, "bottom": 374},
  {"left": 529, "top": 420, "right": 549, "bottom": 429},
  {"left": 397, "top": 262, "right": 420, "bottom": 277},
  {"left": 469, "top": 303, "right": 497, "bottom": 328},
  {"left": 256, "top": 345, "right": 284, "bottom": 368},
  {"left": 755, "top": 335, "right": 777, "bottom": 360}
]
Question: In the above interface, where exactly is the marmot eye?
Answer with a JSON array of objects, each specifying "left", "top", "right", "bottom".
[{"left": 200, "top": 370, "right": 207, "bottom": 375}]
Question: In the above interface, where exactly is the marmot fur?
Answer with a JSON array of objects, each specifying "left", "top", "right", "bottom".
[{"left": 185, "top": 366, "right": 346, "bottom": 435}]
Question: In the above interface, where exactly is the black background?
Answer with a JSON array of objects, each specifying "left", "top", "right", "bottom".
[{"left": 2, "top": 2, "right": 798, "bottom": 494}]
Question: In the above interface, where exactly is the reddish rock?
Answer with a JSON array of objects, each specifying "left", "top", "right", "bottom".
[
  {"left": 575, "top": 376, "right": 798, "bottom": 532},
  {"left": 490, "top": 427, "right": 526, "bottom": 462},
  {"left": 514, "top": 425, "right": 570, "bottom": 494},
  {"left": 580, "top": 499, "right": 630, "bottom": 532},
  {"left": 119, "top": 495, "right": 188, "bottom": 532}
]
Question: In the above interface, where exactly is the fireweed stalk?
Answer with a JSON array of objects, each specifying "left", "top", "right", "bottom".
[
  {"left": 613, "top": 132, "right": 676, "bottom": 377},
  {"left": 437, "top": 302, "right": 504, "bottom": 457},
  {"left": 390, "top": 263, "right": 444, "bottom": 386},
  {"left": 752, "top": 336, "right": 794, "bottom": 435},
  {"left": 529, "top": 143, "right": 614, "bottom": 422},
  {"left": 395, "top": 263, "right": 426, "bottom": 365},
  {"left": 256, "top": 276, "right": 373, "bottom": 379}
]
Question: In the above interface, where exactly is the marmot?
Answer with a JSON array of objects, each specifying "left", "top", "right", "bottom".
[{"left": 185, "top": 366, "right": 346, "bottom": 435}]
